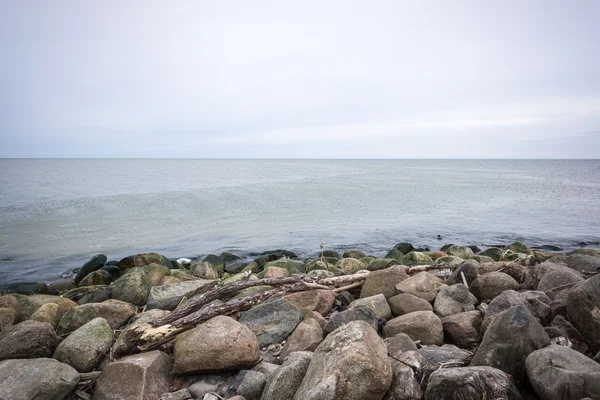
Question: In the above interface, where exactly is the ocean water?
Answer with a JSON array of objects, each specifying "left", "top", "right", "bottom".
[{"left": 1, "top": 159, "right": 599, "bottom": 284}]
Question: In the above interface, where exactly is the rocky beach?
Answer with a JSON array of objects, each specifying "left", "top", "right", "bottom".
[{"left": 0, "top": 241, "right": 599, "bottom": 399}]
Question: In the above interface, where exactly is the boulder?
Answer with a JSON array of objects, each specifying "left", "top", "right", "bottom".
[
  {"left": 280, "top": 318, "right": 324, "bottom": 360},
  {"left": 443, "top": 245, "right": 474, "bottom": 259},
  {"left": 395, "top": 272, "right": 445, "bottom": 302},
  {"left": 477, "top": 261, "right": 507, "bottom": 275},
  {"left": 471, "top": 255, "right": 495, "bottom": 264},
  {"left": 132, "top": 253, "right": 172, "bottom": 269},
  {"left": 383, "top": 311, "right": 443, "bottom": 345},
  {"left": 47, "top": 281, "right": 77, "bottom": 294},
  {"left": 28, "top": 302, "right": 65, "bottom": 328},
  {"left": 550, "top": 254, "right": 600, "bottom": 274},
  {"left": 537, "top": 267, "right": 584, "bottom": 300},
  {"left": 343, "top": 250, "right": 367, "bottom": 259},
  {"left": 384, "top": 356, "right": 422, "bottom": 400},
  {"left": 402, "top": 252, "right": 433, "bottom": 265},
  {"left": 360, "top": 266, "right": 409, "bottom": 299},
  {"left": 76, "top": 286, "right": 113, "bottom": 305},
  {"left": 10, "top": 294, "right": 77, "bottom": 321},
  {"left": 441, "top": 310, "right": 482, "bottom": 348},
  {"left": 78, "top": 270, "right": 114, "bottom": 286},
  {"left": 147, "top": 279, "right": 217, "bottom": 311},
  {"left": 385, "top": 248, "right": 405, "bottom": 262},
  {"left": 506, "top": 241, "right": 532, "bottom": 255},
  {"left": 239, "top": 298, "right": 301, "bottom": 347},
  {"left": 566, "top": 273, "right": 600, "bottom": 353},
  {"left": 142, "top": 263, "right": 171, "bottom": 286},
  {"left": 323, "top": 305, "right": 378, "bottom": 334},
  {"left": 284, "top": 290, "right": 336, "bottom": 316},
  {"left": 174, "top": 316, "right": 259, "bottom": 374},
  {"left": 349, "top": 294, "right": 393, "bottom": 320},
  {"left": 159, "top": 389, "right": 192, "bottom": 400},
  {"left": 388, "top": 293, "right": 433, "bottom": 316},
  {"left": 111, "top": 267, "right": 151, "bottom": 306},
  {"left": 394, "top": 243, "right": 415, "bottom": 254},
  {"left": 434, "top": 256, "right": 464, "bottom": 267},
  {"left": 112, "top": 309, "right": 171, "bottom": 355},
  {"left": 53, "top": 317, "right": 113, "bottom": 372},
  {"left": 526, "top": 345, "right": 600, "bottom": 400},
  {"left": 482, "top": 290, "right": 551, "bottom": 332},
  {"left": 384, "top": 333, "right": 418, "bottom": 356},
  {"left": 426, "top": 251, "right": 448, "bottom": 261},
  {"left": 470, "top": 305, "right": 550, "bottom": 385},
  {"left": 74, "top": 254, "right": 108, "bottom": 284},
  {"left": 0, "top": 358, "right": 79, "bottom": 400},
  {"left": 262, "top": 351, "right": 312, "bottom": 400},
  {"left": 229, "top": 370, "right": 266, "bottom": 400},
  {"left": 445, "top": 260, "right": 479, "bottom": 286},
  {"left": 424, "top": 366, "right": 522, "bottom": 400},
  {"left": 470, "top": 272, "right": 518, "bottom": 301},
  {"left": 479, "top": 248, "right": 503, "bottom": 261},
  {"left": 263, "top": 259, "right": 305, "bottom": 275},
  {"left": 263, "top": 266, "right": 288, "bottom": 278},
  {"left": 303, "top": 311, "right": 327, "bottom": 330},
  {"left": 367, "top": 258, "right": 399, "bottom": 271},
  {"left": 187, "top": 373, "right": 236, "bottom": 399},
  {"left": 95, "top": 350, "right": 172, "bottom": 400},
  {"left": 56, "top": 299, "right": 136, "bottom": 335},
  {"left": 294, "top": 321, "right": 392, "bottom": 400},
  {"left": 0, "top": 307, "right": 17, "bottom": 331},
  {"left": 0, "top": 320, "right": 60, "bottom": 360},
  {"left": 433, "top": 284, "right": 476, "bottom": 318},
  {"left": 550, "top": 314, "right": 588, "bottom": 354},
  {"left": 170, "top": 269, "right": 197, "bottom": 281},
  {"left": 191, "top": 261, "right": 219, "bottom": 280},
  {"left": 336, "top": 258, "right": 365, "bottom": 274}
]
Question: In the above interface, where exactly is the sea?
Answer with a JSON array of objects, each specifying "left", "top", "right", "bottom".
[{"left": 1, "top": 159, "right": 599, "bottom": 284}]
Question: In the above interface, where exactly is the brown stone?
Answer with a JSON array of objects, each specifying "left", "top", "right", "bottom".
[
  {"left": 281, "top": 318, "right": 324, "bottom": 360},
  {"left": 284, "top": 289, "right": 336, "bottom": 316},
  {"left": 383, "top": 311, "right": 443, "bottom": 345}
]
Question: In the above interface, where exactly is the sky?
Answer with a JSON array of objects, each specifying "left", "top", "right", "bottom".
[{"left": 1, "top": 1, "right": 599, "bottom": 158}]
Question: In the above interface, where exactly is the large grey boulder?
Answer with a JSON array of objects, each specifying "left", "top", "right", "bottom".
[
  {"left": 433, "top": 284, "right": 476, "bottom": 318},
  {"left": 174, "top": 316, "right": 259, "bottom": 374},
  {"left": 280, "top": 318, "right": 324, "bottom": 360},
  {"left": 482, "top": 290, "right": 551, "bottom": 332},
  {"left": 0, "top": 358, "right": 79, "bottom": 400},
  {"left": 28, "top": 302, "right": 65, "bottom": 328},
  {"left": 0, "top": 320, "right": 60, "bottom": 360},
  {"left": 384, "top": 356, "right": 422, "bottom": 400},
  {"left": 0, "top": 307, "right": 17, "bottom": 331},
  {"left": 53, "top": 317, "right": 113, "bottom": 372},
  {"left": 262, "top": 351, "right": 312, "bottom": 400},
  {"left": 470, "top": 305, "right": 550, "bottom": 385},
  {"left": 445, "top": 260, "right": 479, "bottom": 286},
  {"left": 566, "top": 273, "right": 600, "bottom": 353},
  {"left": 229, "top": 370, "right": 266, "bottom": 400},
  {"left": 111, "top": 267, "right": 151, "bottom": 306},
  {"left": 323, "top": 305, "right": 378, "bottom": 334},
  {"left": 360, "top": 266, "right": 409, "bottom": 299},
  {"left": 441, "top": 310, "right": 483, "bottom": 348},
  {"left": 147, "top": 279, "right": 217, "bottom": 310},
  {"left": 395, "top": 272, "right": 445, "bottom": 302},
  {"left": 424, "top": 366, "right": 522, "bottom": 400},
  {"left": 349, "top": 294, "right": 393, "bottom": 320},
  {"left": 388, "top": 293, "right": 432, "bottom": 316},
  {"left": 56, "top": 299, "right": 136, "bottom": 335},
  {"left": 284, "top": 289, "right": 336, "bottom": 316},
  {"left": 74, "top": 254, "right": 108, "bottom": 284},
  {"left": 383, "top": 311, "right": 443, "bottom": 345},
  {"left": 536, "top": 266, "right": 584, "bottom": 300},
  {"left": 294, "top": 321, "right": 392, "bottom": 400},
  {"left": 550, "top": 254, "right": 600, "bottom": 274},
  {"left": 239, "top": 298, "right": 301, "bottom": 347},
  {"left": 525, "top": 344, "right": 600, "bottom": 400},
  {"left": 95, "top": 350, "right": 173, "bottom": 400},
  {"left": 470, "top": 272, "right": 518, "bottom": 301}
]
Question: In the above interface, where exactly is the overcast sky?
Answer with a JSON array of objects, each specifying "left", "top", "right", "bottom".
[{"left": 1, "top": 1, "right": 599, "bottom": 158}]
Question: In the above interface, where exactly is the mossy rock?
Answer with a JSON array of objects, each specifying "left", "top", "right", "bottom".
[
  {"left": 385, "top": 248, "right": 404, "bottom": 262},
  {"left": 308, "top": 270, "right": 336, "bottom": 279},
  {"left": 111, "top": 268, "right": 150, "bottom": 306},
  {"left": 170, "top": 269, "right": 197, "bottom": 281},
  {"left": 99, "top": 265, "right": 121, "bottom": 279},
  {"left": 533, "top": 250, "right": 553, "bottom": 263},
  {"left": 567, "top": 248, "right": 600, "bottom": 258},
  {"left": 467, "top": 245, "right": 482, "bottom": 253},
  {"left": 359, "top": 257, "right": 375, "bottom": 266},
  {"left": 219, "top": 251, "right": 241, "bottom": 262},
  {"left": 402, "top": 252, "right": 433, "bottom": 266},
  {"left": 305, "top": 259, "right": 335, "bottom": 273},
  {"left": 141, "top": 263, "right": 171, "bottom": 286},
  {"left": 470, "top": 255, "right": 495, "bottom": 264},
  {"left": 443, "top": 245, "right": 474, "bottom": 259},
  {"left": 342, "top": 250, "right": 367, "bottom": 259},
  {"left": 501, "top": 249, "right": 523, "bottom": 261},
  {"left": 336, "top": 258, "right": 366, "bottom": 274},
  {"left": 366, "top": 258, "right": 399, "bottom": 271},
  {"left": 263, "top": 259, "right": 305, "bottom": 275},
  {"left": 78, "top": 270, "right": 114, "bottom": 287},
  {"left": 74, "top": 254, "right": 108, "bottom": 284},
  {"left": 505, "top": 241, "right": 531, "bottom": 254},
  {"left": 479, "top": 247, "right": 503, "bottom": 261},
  {"left": 440, "top": 244, "right": 455, "bottom": 252},
  {"left": 256, "top": 266, "right": 290, "bottom": 279},
  {"left": 426, "top": 251, "right": 448, "bottom": 261},
  {"left": 434, "top": 256, "right": 464, "bottom": 266},
  {"left": 394, "top": 243, "right": 415, "bottom": 254},
  {"left": 190, "top": 262, "right": 219, "bottom": 280},
  {"left": 202, "top": 254, "right": 225, "bottom": 272},
  {"left": 225, "top": 261, "right": 250, "bottom": 274},
  {"left": 321, "top": 250, "right": 340, "bottom": 259}
]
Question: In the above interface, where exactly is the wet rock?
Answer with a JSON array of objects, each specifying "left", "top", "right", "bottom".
[
  {"left": 445, "top": 260, "right": 479, "bottom": 286},
  {"left": 239, "top": 298, "right": 301, "bottom": 347},
  {"left": 191, "top": 261, "right": 219, "bottom": 279},
  {"left": 394, "top": 243, "right": 415, "bottom": 254},
  {"left": 74, "top": 254, "right": 108, "bottom": 284},
  {"left": 367, "top": 258, "right": 400, "bottom": 271},
  {"left": 388, "top": 293, "right": 433, "bottom": 316},
  {"left": 443, "top": 245, "right": 474, "bottom": 259},
  {"left": 433, "top": 284, "right": 476, "bottom": 318},
  {"left": 384, "top": 310, "right": 443, "bottom": 345},
  {"left": 147, "top": 279, "right": 217, "bottom": 311},
  {"left": 402, "top": 251, "right": 434, "bottom": 265},
  {"left": 53, "top": 317, "right": 113, "bottom": 372},
  {"left": 281, "top": 318, "right": 324, "bottom": 359},
  {"left": 349, "top": 294, "right": 393, "bottom": 320},
  {"left": 424, "top": 366, "right": 522, "bottom": 400},
  {"left": 229, "top": 370, "right": 266, "bottom": 400},
  {"left": 262, "top": 351, "right": 312, "bottom": 400},
  {"left": 479, "top": 247, "right": 503, "bottom": 261},
  {"left": 0, "top": 358, "right": 79, "bottom": 400},
  {"left": 56, "top": 299, "right": 136, "bottom": 335},
  {"left": 132, "top": 253, "right": 173, "bottom": 269},
  {"left": 482, "top": 290, "right": 551, "bottom": 332},
  {"left": 537, "top": 266, "right": 584, "bottom": 300},
  {"left": 323, "top": 305, "right": 378, "bottom": 334},
  {"left": 78, "top": 269, "right": 114, "bottom": 286},
  {"left": 28, "top": 302, "right": 65, "bottom": 328},
  {"left": 47, "top": 281, "right": 77, "bottom": 295},
  {"left": 395, "top": 272, "right": 445, "bottom": 302},
  {"left": 470, "top": 272, "right": 519, "bottom": 301},
  {"left": 470, "top": 305, "right": 550, "bottom": 385},
  {"left": 336, "top": 257, "right": 366, "bottom": 274},
  {"left": 343, "top": 250, "right": 367, "bottom": 259},
  {"left": 385, "top": 248, "right": 405, "bottom": 262},
  {"left": 284, "top": 289, "right": 336, "bottom": 316},
  {"left": 111, "top": 267, "right": 151, "bottom": 306},
  {"left": 0, "top": 307, "right": 17, "bottom": 331},
  {"left": 526, "top": 344, "right": 600, "bottom": 400},
  {"left": 360, "top": 266, "right": 409, "bottom": 299},
  {"left": 174, "top": 316, "right": 259, "bottom": 374},
  {"left": 566, "top": 273, "right": 600, "bottom": 353},
  {"left": 0, "top": 320, "right": 59, "bottom": 360},
  {"left": 384, "top": 332, "right": 418, "bottom": 356},
  {"left": 294, "top": 320, "right": 392, "bottom": 400},
  {"left": 95, "top": 350, "right": 173, "bottom": 400},
  {"left": 441, "top": 310, "right": 482, "bottom": 348}
]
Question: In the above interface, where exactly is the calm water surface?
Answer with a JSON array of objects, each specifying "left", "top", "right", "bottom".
[{"left": 1, "top": 159, "right": 599, "bottom": 283}]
